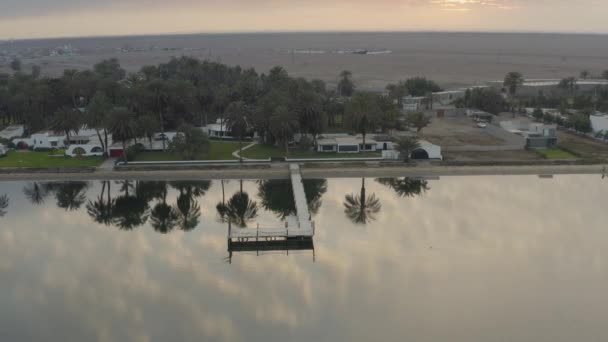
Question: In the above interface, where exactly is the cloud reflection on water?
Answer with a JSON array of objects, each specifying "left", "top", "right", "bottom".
[{"left": 0, "top": 175, "right": 607, "bottom": 341}]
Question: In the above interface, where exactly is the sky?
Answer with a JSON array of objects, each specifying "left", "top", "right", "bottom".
[{"left": 0, "top": 0, "right": 607, "bottom": 39}]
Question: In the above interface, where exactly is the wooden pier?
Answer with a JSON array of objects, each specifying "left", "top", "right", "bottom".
[{"left": 227, "top": 164, "right": 316, "bottom": 261}]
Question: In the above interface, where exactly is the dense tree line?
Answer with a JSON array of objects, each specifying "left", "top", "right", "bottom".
[{"left": 0, "top": 58, "right": 409, "bottom": 156}]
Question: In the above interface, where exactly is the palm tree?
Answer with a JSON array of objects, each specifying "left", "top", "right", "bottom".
[
  {"left": 136, "top": 114, "right": 158, "bottom": 150},
  {"left": 0, "top": 194, "right": 8, "bottom": 217},
  {"left": 86, "top": 91, "right": 111, "bottom": 155},
  {"left": 54, "top": 181, "right": 90, "bottom": 211},
  {"left": 376, "top": 178, "right": 429, "bottom": 198},
  {"left": 169, "top": 181, "right": 210, "bottom": 231},
  {"left": 221, "top": 180, "right": 258, "bottom": 228},
  {"left": 503, "top": 72, "right": 524, "bottom": 115},
  {"left": 257, "top": 179, "right": 327, "bottom": 219},
  {"left": 338, "top": 70, "right": 355, "bottom": 97},
  {"left": 51, "top": 107, "right": 82, "bottom": 146},
  {"left": 150, "top": 183, "right": 178, "bottom": 234},
  {"left": 22, "top": 182, "right": 50, "bottom": 205},
  {"left": 343, "top": 178, "right": 381, "bottom": 224},
  {"left": 174, "top": 190, "right": 201, "bottom": 232},
  {"left": 86, "top": 181, "right": 115, "bottom": 226},
  {"left": 108, "top": 108, "right": 137, "bottom": 163},
  {"left": 503, "top": 72, "right": 524, "bottom": 97},
  {"left": 395, "top": 136, "right": 420, "bottom": 162},
  {"left": 112, "top": 181, "right": 150, "bottom": 230},
  {"left": 269, "top": 106, "right": 299, "bottom": 156},
  {"left": 344, "top": 92, "right": 381, "bottom": 150},
  {"left": 224, "top": 101, "right": 251, "bottom": 162},
  {"left": 406, "top": 112, "right": 431, "bottom": 136}
]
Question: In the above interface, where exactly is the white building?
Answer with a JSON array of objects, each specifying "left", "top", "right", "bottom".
[
  {"left": 65, "top": 144, "right": 104, "bottom": 157},
  {"left": 0, "top": 125, "right": 24, "bottom": 140},
  {"left": 402, "top": 96, "right": 426, "bottom": 112},
  {"left": 0, "top": 144, "right": 7, "bottom": 157},
  {"left": 12, "top": 132, "right": 66, "bottom": 150},
  {"left": 433, "top": 90, "right": 465, "bottom": 105},
  {"left": 590, "top": 113, "right": 608, "bottom": 133},
  {"left": 316, "top": 135, "right": 377, "bottom": 153}
]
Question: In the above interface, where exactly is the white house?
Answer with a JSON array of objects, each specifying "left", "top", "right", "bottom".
[
  {"left": 0, "top": 125, "right": 24, "bottom": 140},
  {"left": 413, "top": 140, "right": 443, "bottom": 160},
  {"left": 433, "top": 90, "right": 465, "bottom": 105},
  {"left": 65, "top": 144, "right": 104, "bottom": 157},
  {"left": 403, "top": 96, "right": 426, "bottom": 112},
  {"left": 12, "top": 132, "right": 66, "bottom": 150},
  {"left": 590, "top": 113, "right": 608, "bottom": 133},
  {"left": 316, "top": 135, "right": 377, "bottom": 153}
]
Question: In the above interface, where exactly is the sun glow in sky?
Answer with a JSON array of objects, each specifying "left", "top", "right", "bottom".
[{"left": 0, "top": 0, "right": 606, "bottom": 39}]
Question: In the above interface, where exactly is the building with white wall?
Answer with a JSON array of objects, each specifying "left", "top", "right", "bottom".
[{"left": 590, "top": 113, "right": 608, "bottom": 134}]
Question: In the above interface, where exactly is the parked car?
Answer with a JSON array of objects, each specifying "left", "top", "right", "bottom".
[{"left": 476, "top": 122, "right": 488, "bottom": 128}]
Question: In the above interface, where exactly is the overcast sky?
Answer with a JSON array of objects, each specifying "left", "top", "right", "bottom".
[{"left": 1, "top": 0, "right": 607, "bottom": 39}]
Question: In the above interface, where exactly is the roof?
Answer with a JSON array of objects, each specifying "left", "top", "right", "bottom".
[{"left": 318, "top": 136, "right": 378, "bottom": 146}]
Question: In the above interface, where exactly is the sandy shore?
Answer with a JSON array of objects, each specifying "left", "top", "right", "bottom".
[{"left": 0, "top": 164, "right": 605, "bottom": 181}]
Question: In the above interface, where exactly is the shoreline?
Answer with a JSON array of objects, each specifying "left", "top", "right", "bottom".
[{"left": 0, "top": 163, "right": 605, "bottom": 181}]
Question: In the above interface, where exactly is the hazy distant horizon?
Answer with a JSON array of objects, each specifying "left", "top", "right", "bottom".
[
  {"left": 3, "top": 30, "right": 608, "bottom": 42},
  {"left": 1, "top": 0, "right": 607, "bottom": 40}
]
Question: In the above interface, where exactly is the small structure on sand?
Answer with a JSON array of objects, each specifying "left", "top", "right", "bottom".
[{"left": 316, "top": 135, "right": 378, "bottom": 153}]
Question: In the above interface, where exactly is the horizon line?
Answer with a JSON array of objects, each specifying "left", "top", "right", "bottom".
[{"left": 3, "top": 29, "right": 608, "bottom": 42}]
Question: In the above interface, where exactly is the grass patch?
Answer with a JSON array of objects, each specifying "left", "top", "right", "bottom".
[
  {"left": 0, "top": 150, "right": 103, "bottom": 168},
  {"left": 134, "top": 141, "right": 240, "bottom": 161},
  {"left": 535, "top": 148, "right": 577, "bottom": 160},
  {"left": 241, "top": 144, "right": 382, "bottom": 159}
]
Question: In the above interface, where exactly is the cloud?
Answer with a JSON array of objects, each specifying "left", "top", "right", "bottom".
[{"left": 0, "top": 0, "right": 585, "bottom": 19}]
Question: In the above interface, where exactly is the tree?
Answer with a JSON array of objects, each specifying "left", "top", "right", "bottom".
[
  {"left": 532, "top": 108, "right": 544, "bottom": 121},
  {"left": 108, "top": 108, "right": 137, "bottom": 163},
  {"left": 51, "top": 107, "right": 82, "bottom": 145},
  {"left": 257, "top": 179, "right": 327, "bottom": 219},
  {"left": 149, "top": 182, "right": 178, "bottom": 233},
  {"left": 406, "top": 112, "right": 431, "bottom": 135},
  {"left": 395, "top": 136, "right": 420, "bottom": 162},
  {"left": 0, "top": 194, "right": 8, "bottom": 217},
  {"left": 224, "top": 101, "right": 251, "bottom": 162},
  {"left": 385, "top": 82, "right": 408, "bottom": 106},
  {"left": 404, "top": 77, "right": 441, "bottom": 97},
  {"left": 571, "top": 114, "right": 592, "bottom": 133},
  {"left": 343, "top": 178, "right": 381, "bottom": 224},
  {"left": 31, "top": 65, "right": 41, "bottom": 79},
  {"left": 269, "top": 105, "right": 299, "bottom": 156},
  {"left": 86, "top": 181, "right": 115, "bottom": 226},
  {"left": 602, "top": 70, "right": 608, "bottom": 80},
  {"left": 10, "top": 59, "right": 21, "bottom": 73},
  {"left": 468, "top": 88, "right": 506, "bottom": 114},
  {"left": 338, "top": 70, "right": 355, "bottom": 97},
  {"left": 86, "top": 92, "right": 112, "bottom": 155},
  {"left": 22, "top": 182, "right": 50, "bottom": 205},
  {"left": 580, "top": 70, "right": 590, "bottom": 80},
  {"left": 54, "top": 182, "right": 89, "bottom": 211},
  {"left": 136, "top": 115, "right": 158, "bottom": 150},
  {"left": 112, "top": 181, "right": 150, "bottom": 230},
  {"left": 503, "top": 72, "right": 524, "bottom": 97},
  {"left": 376, "top": 177, "right": 430, "bottom": 198},
  {"left": 344, "top": 92, "right": 381, "bottom": 150},
  {"left": 169, "top": 124, "right": 210, "bottom": 160},
  {"left": 221, "top": 185, "right": 258, "bottom": 228}
]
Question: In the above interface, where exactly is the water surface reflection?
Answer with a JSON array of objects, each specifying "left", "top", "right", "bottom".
[{"left": 1, "top": 175, "right": 608, "bottom": 342}]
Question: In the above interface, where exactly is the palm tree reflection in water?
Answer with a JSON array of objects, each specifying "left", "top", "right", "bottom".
[
  {"left": 343, "top": 178, "right": 381, "bottom": 224},
  {"left": 0, "top": 194, "right": 8, "bottom": 217},
  {"left": 217, "top": 180, "right": 258, "bottom": 228}
]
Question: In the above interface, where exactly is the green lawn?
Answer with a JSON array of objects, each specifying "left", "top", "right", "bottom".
[
  {"left": 241, "top": 144, "right": 382, "bottom": 159},
  {"left": 0, "top": 150, "right": 103, "bottom": 168},
  {"left": 134, "top": 141, "right": 240, "bottom": 161},
  {"left": 536, "top": 148, "right": 577, "bottom": 160}
]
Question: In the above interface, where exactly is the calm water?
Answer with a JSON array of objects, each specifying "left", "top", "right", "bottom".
[{"left": 0, "top": 175, "right": 607, "bottom": 342}]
